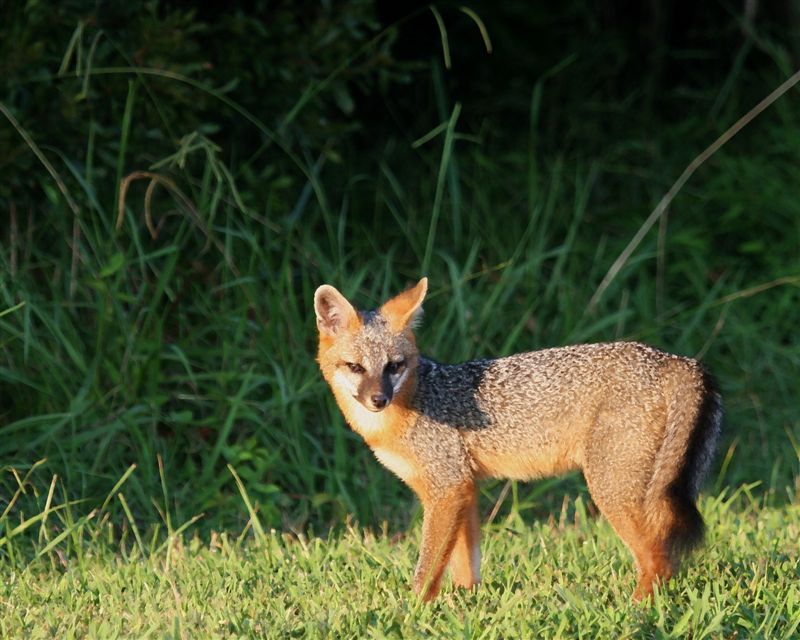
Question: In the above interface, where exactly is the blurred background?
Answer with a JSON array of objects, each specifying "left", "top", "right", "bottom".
[{"left": 1, "top": 1, "right": 798, "bottom": 539}]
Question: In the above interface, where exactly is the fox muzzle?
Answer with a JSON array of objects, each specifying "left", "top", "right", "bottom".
[{"left": 358, "top": 376, "right": 394, "bottom": 412}]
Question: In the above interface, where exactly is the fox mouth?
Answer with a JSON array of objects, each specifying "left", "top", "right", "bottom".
[
  {"left": 366, "top": 404, "right": 387, "bottom": 413},
  {"left": 363, "top": 401, "right": 390, "bottom": 413}
]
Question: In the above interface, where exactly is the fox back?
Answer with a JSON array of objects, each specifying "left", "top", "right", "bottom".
[{"left": 314, "top": 278, "right": 722, "bottom": 602}]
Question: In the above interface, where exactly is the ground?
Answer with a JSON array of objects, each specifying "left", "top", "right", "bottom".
[{"left": 3, "top": 491, "right": 798, "bottom": 639}]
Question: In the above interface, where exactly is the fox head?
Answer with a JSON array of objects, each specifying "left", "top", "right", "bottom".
[{"left": 314, "top": 278, "right": 427, "bottom": 414}]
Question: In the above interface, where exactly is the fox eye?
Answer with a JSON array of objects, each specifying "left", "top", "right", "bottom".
[
  {"left": 344, "top": 362, "right": 365, "bottom": 374},
  {"left": 385, "top": 359, "right": 406, "bottom": 375}
]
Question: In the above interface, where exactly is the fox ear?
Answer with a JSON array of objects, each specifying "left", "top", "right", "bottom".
[
  {"left": 381, "top": 277, "right": 428, "bottom": 332},
  {"left": 314, "top": 285, "right": 359, "bottom": 337}
]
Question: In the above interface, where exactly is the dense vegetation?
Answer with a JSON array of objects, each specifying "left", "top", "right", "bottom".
[{"left": 1, "top": 3, "right": 798, "bottom": 633}]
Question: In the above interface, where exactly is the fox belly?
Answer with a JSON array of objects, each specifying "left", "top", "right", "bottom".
[{"left": 464, "top": 433, "right": 583, "bottom": 480}]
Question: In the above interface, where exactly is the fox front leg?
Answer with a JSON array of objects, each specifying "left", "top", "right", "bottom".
[
  {"left": 448, "top": 487, "right": 481, "bottom": 590},
  {"left": 413, "top": 484, "right": 476, "bottom": 601}
]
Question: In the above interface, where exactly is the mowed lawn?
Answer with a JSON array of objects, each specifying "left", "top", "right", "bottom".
[{"left": 3, "top": 491, "right": 798, "bottom": 639}]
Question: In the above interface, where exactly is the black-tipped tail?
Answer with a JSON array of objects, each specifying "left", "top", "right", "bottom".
[
  {"left": 667, "top": 368, "right": 722, "bottom": 559},
  {"left": 681, "top": 369, "right": 722, "bottom": 500}
]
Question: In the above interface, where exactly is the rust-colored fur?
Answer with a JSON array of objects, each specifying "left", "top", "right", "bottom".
[{"left": 314, "top": 278, "right": 722, "bottom": 601}]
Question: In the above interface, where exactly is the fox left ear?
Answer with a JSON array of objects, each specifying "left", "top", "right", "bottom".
[{"left": 381, "top": 277, "right": 428, "bottom": 332}]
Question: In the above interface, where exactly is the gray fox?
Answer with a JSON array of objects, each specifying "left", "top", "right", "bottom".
[{"left": 313, "top": 277, "right": 722, "bottom": 601}]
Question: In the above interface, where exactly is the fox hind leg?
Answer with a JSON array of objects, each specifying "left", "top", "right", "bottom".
[
  {"left": 631, "top": 488, "right": 705, "bottom": 599},
  {"left": 587, "top": 496, "right": 674, "bottom": 600},
  {"left": 583, "top": 451, "right": 675, "bottom": 598},
  {"left": 586, "top": 469, "right": 704, "bottom": 599}
]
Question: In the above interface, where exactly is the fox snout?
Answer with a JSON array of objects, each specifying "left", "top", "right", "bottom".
[
  {"left": 359, "top": 382, "right": 393, "bottom": 412},
  {"left": 367, "top": 392, "right": 390, "bottom": 411}
]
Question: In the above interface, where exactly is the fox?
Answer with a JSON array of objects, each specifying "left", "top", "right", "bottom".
[{"left": 313, "top": 277, "right": 722, "bottom": 602}]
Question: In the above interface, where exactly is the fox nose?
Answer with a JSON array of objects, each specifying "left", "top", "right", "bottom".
[{"left": 370, "top": 393, "right": 389, "bottom": 410}]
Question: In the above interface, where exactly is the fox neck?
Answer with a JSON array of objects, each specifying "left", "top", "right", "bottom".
[{"left": 330, "top": 369, "right": 419, "bottom": 444}]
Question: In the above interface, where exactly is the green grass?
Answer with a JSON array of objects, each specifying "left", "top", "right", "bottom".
[{"left": 2, "top": 483, "right": 798, "bottom": 638}]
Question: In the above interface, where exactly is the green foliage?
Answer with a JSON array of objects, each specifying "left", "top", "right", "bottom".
[{"left": 0, "top": 0, "right": 799, "bottom": 549}]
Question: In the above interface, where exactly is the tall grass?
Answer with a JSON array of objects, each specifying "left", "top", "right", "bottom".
[{"left": 1, "top": 24, "right": 799, "bottom": 560}]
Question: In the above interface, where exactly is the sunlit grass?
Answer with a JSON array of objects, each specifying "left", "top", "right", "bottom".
[{"left": 2, "top": 475, "right": 798, "bottom": 638}]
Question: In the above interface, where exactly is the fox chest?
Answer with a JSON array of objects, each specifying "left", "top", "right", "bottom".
[{"left": 371, "top": 447, "right": 416, "bottom": 483}]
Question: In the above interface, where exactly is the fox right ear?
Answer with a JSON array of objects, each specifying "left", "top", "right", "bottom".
[{"left": 314, "top": 285, "right": 359, "bottom": 337}]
